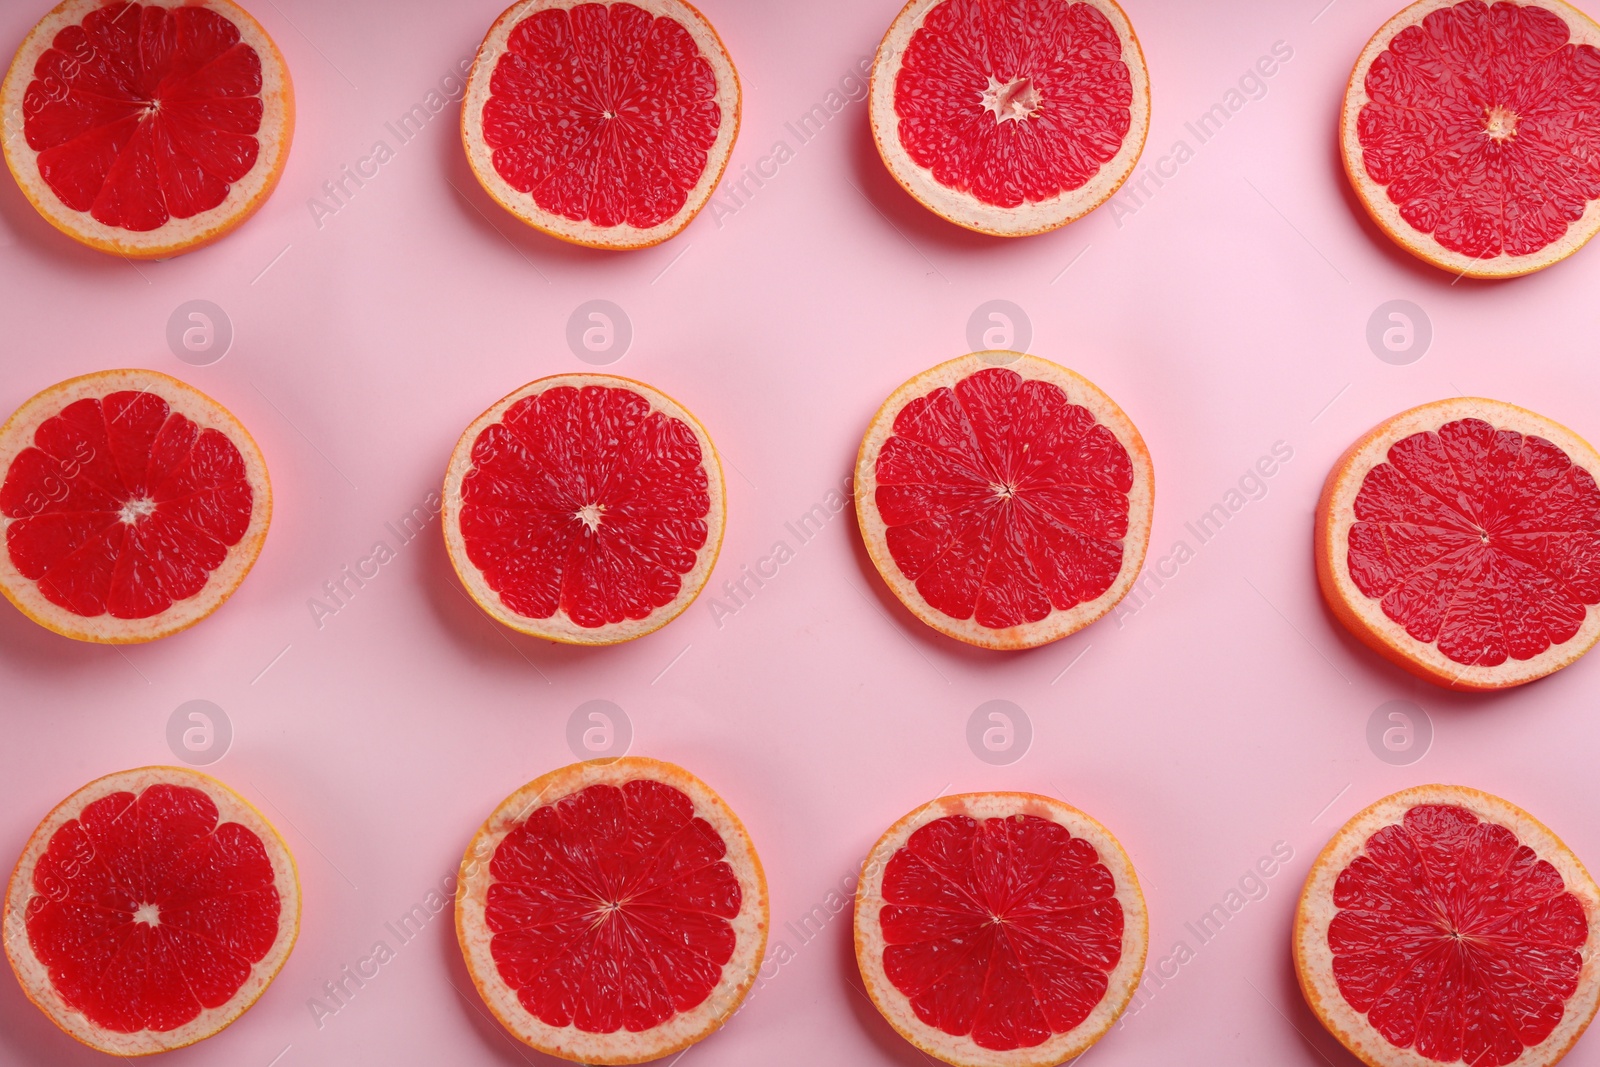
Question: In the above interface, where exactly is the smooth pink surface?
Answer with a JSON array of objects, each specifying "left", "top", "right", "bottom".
[{"left": 3, "top": 2, "right": 1600, "bottom": 1065}]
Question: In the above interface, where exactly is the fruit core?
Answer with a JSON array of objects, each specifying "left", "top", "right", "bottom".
[
  {"left": 981, "top": 75, "right": 1042, "bottom": 123},
  {"left": 1484, "top": 104, "right": 1520, "bottom": 143}
]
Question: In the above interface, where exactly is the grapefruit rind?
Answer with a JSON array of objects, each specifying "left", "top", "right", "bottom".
[
  {"left": 1340, "top": 0, "right": 1600, "bottom": 279},
  {"left": 0, "top": 369, "right": 273, "bottom": 644},
  {"left": 854, "top": 792, "right": 1148, "bottom": 1067},
  {"left": 441, "top": 373, "right": 725, "bottom": 646},
  {"left": 460, "top": 0, "right": 741, "bottom": 251},
  {"left": 1315, "top": 397, "right": 1600, "bottom": 691},
  {"left": 869, "top": 0, "right": 1151, "bottom": 238},
  {"left": 0, "top": 0, "right": 296, "bottom": 260},
  {"left": 455, "top": 757, "right": 769, "bottom": 1066},
  {"left": 1293, "top": 784, "right": 1600, "bottom": 1067},
  {"left": 855, "top": 351, "right": 1154, "bottom": 651},
  {"left": 3, "top": 766, "right": 300, "bottom": 1057}
]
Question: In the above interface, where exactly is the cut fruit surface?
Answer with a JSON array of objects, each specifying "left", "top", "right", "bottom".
[
  {"left": 4, "top": 767, "right": 299, "bottom": 1056},
  {"left": 1295, "top": 784, "right": 1600, "bottom": 1067},
  {"left": 0, "top": 369, "right": 271, "bottom": 643},
  {"left": 442, "top": 373, "right": 724, "bottom": 645},
  {"left": 870, "top": 0, "right": 1149, "bottom": 237},
  {"left": 456, "top": 757, "right": 768, "bottom": 1065},
  {"left": 461, "top": 0, "right": 740, "bottom": 250},
  {"left": 855, "top": 352, "right": 1152, "bottom": 650},
  {"left": 855, "top": 792, "right": 1147, "bottom": 1067},
  {"left": 1316, "top": 398, "right": 1600, "bottom": 690},
  {"left": 1342, "top": 0, "right": 1600, "bottom": 277},
  {"left": 1, "top": 0, "right": 295, "bottom": 258}
]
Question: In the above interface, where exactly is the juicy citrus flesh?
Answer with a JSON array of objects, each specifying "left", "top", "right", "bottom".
[
  {"left": 1357, "top": 0, "right": 1600, "bottom": 262},
  {"left": 1, "top": 389, "right": 253, "bottom": 620},
  {"left": 875, "top": 366, "right": 1134, "bottom": 630},
  {"left": 879, "top": 812, "right": 1124, "bottom": 1052},
  {"left": 457, "top": 382, "right": 711, "bottom": 630},
  {"left": 1347, "top": 417, "right": 1600, "bottom": 668},
  {"left": 481, "top": 2, "right": 721, "bottom": 230},
  {"left": 1328, "top": 803, "right": 1587, "bottom": 1066},
  {"left": 20, "top": 2, "right": 267, "bottom": 232},
  {"left": 485, "top": 777, "right": 742, "bottom": 1033},
  {"left": 24, "top": 782, "right": 281, "bottom": 1035},
  {"left": 893, "top": 0, "right": 1133, "bottom": 210}
]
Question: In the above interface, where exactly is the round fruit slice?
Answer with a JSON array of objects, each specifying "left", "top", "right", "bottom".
[
  {"left": 869, "top": 0, "right": 1150, "bottom": 237},
  {"left": 1295, "top": 785, "right": 1600, "bottom": 1067},
  {"left": 1, "top": 0, "right": 295, "bottom": 259},
  {"left": 855, "top": 792, "right": 1147, "bottom": 1067},
  {"left": 855, "top": 352, "right": 1153, "bottom": 650},
  {"left": 443, "top": 373, "right": 723, "bottom": 645},
  {"left": 4, "top": 766, "right": 299, "bottom": 1056},
  {"left": 0, "top": 369, "right": 271, "bottom": 643},
  {"left": 456, "top": 757, "right": 768, "bottom": 1065},
  {"left": 1316, "top": 398, "right": 1600, "bottom": 690},
  {"left": 1342, "top": 0, "right": 1600, "bottom": 278},
  {"left": 461, "top": 0, "right": 740, "bottom": 250}
]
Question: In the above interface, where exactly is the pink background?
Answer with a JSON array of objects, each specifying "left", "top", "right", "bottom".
[{"left": 5, "top": 0, "right": 1600, "bottom": 1065}]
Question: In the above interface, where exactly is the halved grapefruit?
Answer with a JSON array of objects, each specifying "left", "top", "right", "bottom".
[
  {"left": 461, "top": 0, "right": 740, "bottom": 250},
  {"left": 4, "top": 766, "right": 299, "bottom": 1056},
  {"left": 1295, "top": 785, "right": 1600, "bottom": 1067},
  {"left": 869, "top": 0, "right": 1150, "bottom": 237},
  {"left": 1316, "top": 398, "right": 1600, "bottom": 690},
  {"left": 1, "top": 0, "right": 294, "bottom": 259},
  {"left": 855, "top": 352, "right": 1153, "bottom": 650},
  {"left": 443, "top": 373, "right": 723, "bottom": 645},
  {"left": 0, "top": 369, "right": 271, "bottom": 643},
  {"left": 1342, "top": 0, "right": 1600, "bottom": 278},
  {"left": 855, "top": 792, "right": 1147, "bottom": 1067},
  {"left": 456, "top": 757, "right": 768, "bottom": 1065}
]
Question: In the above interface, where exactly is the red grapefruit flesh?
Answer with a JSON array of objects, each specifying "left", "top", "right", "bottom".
[
  {"left": 855, "top": 352, "right": 1153, "bottom": 650},
  {"left": 1342, "top": 0, "right": 1600, "bottom": 277},
  {"left": 1316, "top": 398, "right": 1600, "bottom": 690},
  {"left": 456, "top": 758, "right": 768, "bottom": 1064},
  {"left": 461, "top": 0, "right": 741, "bottom": 250},
  {"left": 4, "top": 767, "right": 300, "bottom": 1056},
  {"left": 442, "top": 374, "right": 724, "bottom": 645},
  {"left": 1, "top": 0, "right": 295, "bottom": 259},
  {"left": 0, "top": 369, "right": 271, "bottom": 644},
  {"left": 855, "top": 792, "right": 1147, "bottom": 1067},
  {"left": 870, "top": 0, "right": 1150, "bottom": 237},
  {"left": 1296, "top": 785, "right": 1600, "bottom": 1067}
]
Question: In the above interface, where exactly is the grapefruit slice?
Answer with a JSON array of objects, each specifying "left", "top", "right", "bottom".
[
  {"left": 854, "top": 792, "right": 1147, "bottom": 1067},
  {"left": 443, "top": 373, "right": 724, "bottom": 645},
  {"left": 1316, "top": 398, "right": 1600, "bottom": 690},
  {"left": 455, "top": 757, "right": 768, "bottom": 1065},
  {"left": 855, "top": 352, "right": 1153, "bottom": 650},
  {"left": 4, "top": 767, "right": 299, "bottom": 1056},
  {"left": 1295, "top": 785, "right": 1600, "bottom": 1067},
  {"left": 1, "top": 0, "right": 295, "bottom": 259},
  {"left": 1342, "top": 0, "right": 1600, "bottom": 278},
  {"left": 869, "top": 0, "right": 1150, "bottom": 237},
  {"left": 461, "top": 0, "right": 740, "bottom": 250},
  {"left": 0, "top": 369, "right": 271, "bottom": 644}
]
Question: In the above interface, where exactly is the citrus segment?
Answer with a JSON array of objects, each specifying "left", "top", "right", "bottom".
[
  {"left": 456, "top": 758, "right": 767, "bottom": 1065},
  {"left": 1341, "top": 0, "right": 1600, "bottom": 277},
  {"left": 462, "top": 0, "right": 740, "bottom": 250},
  {"left": 4, "top": 767, "right": 299, "bottom": 1056}
]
